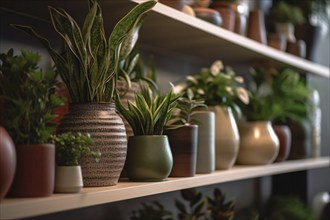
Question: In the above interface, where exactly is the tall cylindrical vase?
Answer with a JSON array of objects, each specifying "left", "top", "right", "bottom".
[
  {"left": 237, "top": 121, "right": 279, "bottom": 165},
  {"left": 209, "top": 106, "right": 239, "bottom": 170},
  {"left": 57, "top": 103, "right": 127, "bottom": 186},
  {"left": 247, "top": 10, "right": 267, "bottom": 44},
  {"left": 191, "top": 111, "right": 215, "bottom": 173}
]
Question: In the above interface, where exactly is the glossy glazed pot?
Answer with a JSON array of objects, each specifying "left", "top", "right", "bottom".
[
  {"left": 191, "top": 111, "right": 215, "bottom": 173},
  {"left": 9, "top": 144, "right": 55, "bottom": 197},
  {"left": 237, "top": 121, "right": 279, "bottom": 165},
  {"left": 57, "top": 103, "right": 127, "bottom": 186},
  {"left": 0, "top": 127, "right": 16, "bottom": 200},
  {"left": 165, "top": 125, "right": 198, "bottom": 177},
  {"left": 194, "top": 7, "right": 222, "bottom": 26},
  {"left": 209, "top": 106, "right": 239, "bottom": 170},
  {"left": 126, "top": 135, "right": 173, "bottom": 181},
  {"left": 55, "top": 166, "right": 83, "bottom": 193},
  {"left": 273, "top": 125, "right": 291, "bottom": 162}
]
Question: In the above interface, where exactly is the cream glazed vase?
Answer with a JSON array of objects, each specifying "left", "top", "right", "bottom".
[
  {"left": 209, "top": 106, "right": 239, "bottom": 170},
  {"left": 237, "top": 121, "right": 279, "bottom": 165}
]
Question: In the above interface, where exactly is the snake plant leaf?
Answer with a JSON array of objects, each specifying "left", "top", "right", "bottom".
[{"left": 108, "top": 0, "right": 157, "bottom": 77}]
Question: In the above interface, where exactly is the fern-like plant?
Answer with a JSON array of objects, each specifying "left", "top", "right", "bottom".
[
  {"left": 115, "top": 85, "right": 180, "bottom": 136},
  {"left": 12, "top": 0, "right": 157, "bottom": 103}
]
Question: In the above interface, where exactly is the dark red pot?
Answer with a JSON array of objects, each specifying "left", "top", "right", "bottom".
[
  {"left": 273, "top": 125, "right": 292, "bottom": 162},
  {"left": 165, "top": 124, "right": 198, "bottom": 177},
  {"left": 0, "top": 127, "right": 16, "bottom": 200},
  {"left": 9, "top": 144, "right": 55, "bottom": 197}
]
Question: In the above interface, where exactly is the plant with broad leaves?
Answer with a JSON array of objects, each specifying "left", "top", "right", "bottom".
[
  {"left": 12, "top": 0, "right": 157, "bottom": 103},
  {"left": 0, "top": 49, "right": 64, "bottom": 144},
  {"left": 178, "top": 60, "right": 249, "bottom": 119},
  {"left": 51, "top": 132, "right": 101, "bottom": 166},
  {"left": 115, "top": 84, "right": 180, "bottom": 136},
  {"left": 206, "top": 188, "right": 235, "bottom": 220},
  {"left": 130, "top": 201, "right": 173, "bottom": 220},
  {"left": 175, "top": 188, "right": 208, "bottom": 220}
]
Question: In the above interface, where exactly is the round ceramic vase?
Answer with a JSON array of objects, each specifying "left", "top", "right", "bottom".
[
  {"left": 237, "top": 121, "right": 279, "bottom": 165},
  {"left": 209, "top": 106, "right": 239, "bottom": 170},
  {"left": 55, "top": 166, "right": 83, "bottom": 193},
  {"left": 191, "top": 111, "right": 215, "bottom": 173},
  {"left": 126, "top": 135, "right": 173, "bottom": 181},
  {"left": 165, "top": 124, "right": 198, "bottom": 177},
  {"left": 0, "top": 127, "right": 16, "bottom": 200},
  {"left": 57, "top": 103, "right": 127, "bottom": 187}
]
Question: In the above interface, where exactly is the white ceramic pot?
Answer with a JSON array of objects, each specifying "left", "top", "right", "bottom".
[
  {"left": 237, "top": 121, "right": 279, "bottom": 165},
  {"left": 191, "top": 111, "right": 215, "bottom": 173},
  {"left": 55, "top": 166, "right": 83, "bottom": 193},
  {"left": 209, "top": 106, "right": 239, "bottom": 170}
]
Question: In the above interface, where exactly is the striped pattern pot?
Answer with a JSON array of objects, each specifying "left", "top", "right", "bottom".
[{"left": 57, "top": 103, "right": 127, "bottom": 186}]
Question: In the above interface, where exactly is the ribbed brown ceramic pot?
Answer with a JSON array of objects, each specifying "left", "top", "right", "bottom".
[
  {"left": 9, "top": 144, "right": 55, "bottom": 197},
  {"left": 165, "top": 125, "right": 198, "bottom": 177},
  {"left": 57, "top": 103, "right": 127, "bottom": 186}
]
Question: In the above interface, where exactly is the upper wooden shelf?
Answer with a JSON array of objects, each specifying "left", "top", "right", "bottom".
[
  {"left": 0, "top": 157, "right": 329, "bottom": 219},
  {"left": 0, "top": 0, "right": 329, "bottom": 77}
]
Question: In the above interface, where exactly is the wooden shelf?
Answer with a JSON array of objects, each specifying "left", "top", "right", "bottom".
[
  {"left": 1, "top": 0, "right": 329, "bottom": 77},
  {"left": 1, "top": 157, "right": 329, "bottom": 219}
]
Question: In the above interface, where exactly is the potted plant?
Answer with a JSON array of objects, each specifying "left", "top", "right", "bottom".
[
  {"left": 179, "top": 60, "right": 249, "bottom": 170},
  {"left": 115, "top": 85, "right": 180, "bottom": 181},
  {"left": 52, "top": 132, "right": 101, "bottom": 193},
  {"left": 12, "top": 0, "right": 157, "bottom": 186},
  {"left": 165, "top": 88, "right": 207, "bottom": 177},
  {"left": 0, "top": 49, "right": 64, "bottom": 197}
]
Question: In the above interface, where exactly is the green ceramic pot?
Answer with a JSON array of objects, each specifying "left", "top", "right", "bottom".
[{"left": 126, "top": 135, "right": 173, "bottom": 181}]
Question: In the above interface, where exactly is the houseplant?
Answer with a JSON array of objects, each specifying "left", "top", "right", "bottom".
[
  {"left": 12, "top": 0, "right": 157, "bottom": 186},
  {"left": 179, "top": 60, "right": 249, "bottom": 169},
  {"left": 165, "top": 88, "right": 207, "bottom": 177},
  {"left": 52, "top": 132, "right": 101, "bottom": 193},
  {"left": 0, "top": 49, "right": 63, "bottom": 197},
  {"left": 115, "top": 85, "right": 180, "bottom": 181}
]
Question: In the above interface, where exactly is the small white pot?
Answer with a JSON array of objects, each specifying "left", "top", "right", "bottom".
[{"left": 55, "top": 166, "right": 83, "bottom": 193}]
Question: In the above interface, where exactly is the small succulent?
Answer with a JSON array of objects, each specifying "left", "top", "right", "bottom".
[{"left": 52, "top": 132, "right": 101, "bottom": 166}]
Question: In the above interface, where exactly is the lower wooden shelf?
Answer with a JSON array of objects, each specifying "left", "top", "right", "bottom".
[{"left": 0, "top": 157, "right": 329, "bottom": 219}]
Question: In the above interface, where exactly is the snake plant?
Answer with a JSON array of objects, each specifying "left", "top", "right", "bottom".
[{"left": 12, "top": 0, "right": 157, "bottom": 103}]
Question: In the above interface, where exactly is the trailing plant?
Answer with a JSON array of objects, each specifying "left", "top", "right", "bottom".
[
  {"left": 12, "top": 0, "right": 157, "bottom": 103},
  {"left": 51, "top": 132, "right": 101, "bottom": 166},
  {"left": 0, "top": 49, "right": 63, "bottom": 144},
  {"left": 130, "top": 201, "right": 173, "bottom": 220},
  {"left": 115, "top": 84, "right": 180, "bottom": 135},
  {"left": 175, "top": 188, "right": 208, "bottom": 220},
  {"left": 169, "top": 88, "right": 207, "bottom": 126},
  {"left": 118, "top": 47, "right": 158, "bottom": 95},
  {"left": 206, "top": 188, "right": 235, "bottom": 220},
  {"left": 239, "top": 67, "right": 310, "bottom": 122},
  {"left": 178, "top": 60, "right": 249, "bottom": 119}
]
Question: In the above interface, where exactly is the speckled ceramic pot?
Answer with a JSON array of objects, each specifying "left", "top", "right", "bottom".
[{"left": 57, "top": 103, "right": 127, "bottom": 186}]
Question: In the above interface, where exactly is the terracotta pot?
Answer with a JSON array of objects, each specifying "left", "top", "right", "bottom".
[
  {"left": 267, "top": 33, "right": 286, "bottom": 51},
  {"left": 9, "top": 144, "right": 55, "bottom": 197},
  {"left": 126, "top": 135, "right": 173, "bottom": 181},
  {"left": 165, "top": 125, "right": 198, "bottom": 177},
  {"left": 55, "top": 166, "right": 83, "bottom": 193},
  {"left": 286, "top": 40, "right": 306, "bottom": 58},
  {"left": 57, "top": 103, "right": 127, "bottom": 186},
  {"left": 273, "top": 125, "right": 291, "bottom": 162},
  {"left": 247, "top": 10, "right": 267, "bottom": 44},
  {"left": 288, "top": 119, "right": 311, "bottom": 160},
  {"left": 191, "top": 111, "right": 215, "bottom": 173},
  {"left": 237, "top": 121, "right": 279, "bottom": 165},
  {"left": 209, "top": 106, "right": 239, "bottom": 170},
  {"left": 0, "top": 127, "right": 16, "bottom": 200},
  {"left": 210, "top": 2, "right": 235, "bottom": 31}
]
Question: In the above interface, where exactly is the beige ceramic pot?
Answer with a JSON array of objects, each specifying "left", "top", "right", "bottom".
[
  {"left": 209, "top": 106, "right": 239, "bottom": 170},
  {"left": 55, "top": 166, "right": 83, "bottom": 193},
  {"left": 237, "top": 121, "right": 279, "bottom": 165}
]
